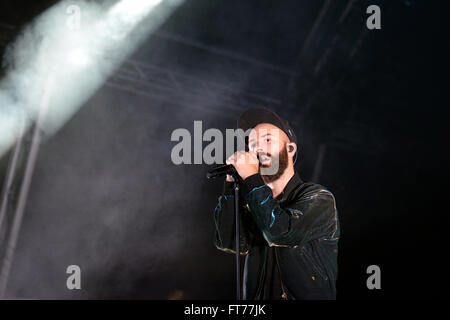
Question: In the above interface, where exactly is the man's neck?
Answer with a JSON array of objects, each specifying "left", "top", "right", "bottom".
[{"left": 264, "top": 166, "right": 295, "bottom": 199}]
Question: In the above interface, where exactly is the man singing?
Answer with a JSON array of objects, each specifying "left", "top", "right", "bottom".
[{"left": 213, "top": 108, "right": 340, "bottom": 300}]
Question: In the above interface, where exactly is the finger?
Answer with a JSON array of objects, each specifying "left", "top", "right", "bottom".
[
  {"left": 226, "top": 174, "right": 235, "bottom": 182},
  {"left": 226, "top": 154, "right": 236, "bottom": 165},
  {"left": 236, "top": 151, "right": 246, "bottom": 164}
]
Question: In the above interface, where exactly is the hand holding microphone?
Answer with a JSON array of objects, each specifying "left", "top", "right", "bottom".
[
  {"left": 225, "top": 151, "right": 260, "bottom": 181},
  {"left": 206, "top": 151, "right": 261, "bottom": 180}
]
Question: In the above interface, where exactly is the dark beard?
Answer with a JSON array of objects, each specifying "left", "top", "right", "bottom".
[{"left": 260, "top": 147, "right": 289, "bottom": 183}]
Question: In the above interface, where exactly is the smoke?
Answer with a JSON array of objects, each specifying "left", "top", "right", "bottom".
[
  {"left": 0, "top": 0, "right": 275, "bottom": 299},
  {"left": 0, "top": 0, "right": 193, "bottom": 299},
  {"left": 0, "top": 0, "right": 184, "bottom": 159}
]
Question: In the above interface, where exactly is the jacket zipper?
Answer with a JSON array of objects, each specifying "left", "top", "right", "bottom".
[
  {"left": 254, "top": 251, "right": 266, "bottom": 299},
  {"left": 274, "top": 248, "right": 288, "bottom": 300}
]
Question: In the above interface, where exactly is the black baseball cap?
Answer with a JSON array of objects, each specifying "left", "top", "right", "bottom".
[{"left": 237, "top": 107, "right": 297, "bottom": 145}]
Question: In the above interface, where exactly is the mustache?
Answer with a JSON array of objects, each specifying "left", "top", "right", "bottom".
[{"left": 257, "top": 152, "right": 272, "bottom": 158}]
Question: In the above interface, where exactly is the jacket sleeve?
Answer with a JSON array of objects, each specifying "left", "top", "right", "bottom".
[
  {"left": 213, "top": 180, "right": 251, "bottom": 255},
  {"left": 242, "top": 173, "right": 339, "bottom": 248}
]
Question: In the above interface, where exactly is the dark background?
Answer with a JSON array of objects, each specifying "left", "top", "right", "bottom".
[{"left": 0, "top": 0, "right": 448, "bottom": 299}]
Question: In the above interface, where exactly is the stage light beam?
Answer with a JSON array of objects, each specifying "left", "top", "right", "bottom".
[{"left": 0, "top": 0, "right": 184, "bottom": 158}]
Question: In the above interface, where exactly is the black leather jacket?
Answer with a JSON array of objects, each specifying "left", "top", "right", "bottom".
[{"left": 213, "top": 172, "right": 340, "bottom": 300}]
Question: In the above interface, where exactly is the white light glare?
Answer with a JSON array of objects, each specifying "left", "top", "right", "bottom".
[{"left": 0, "top": 0, "right": 184, "bottom": 158}]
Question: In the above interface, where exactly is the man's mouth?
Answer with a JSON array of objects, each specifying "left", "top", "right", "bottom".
[{"left": 259, "top": 155, "right": 271, "bottom": 164}]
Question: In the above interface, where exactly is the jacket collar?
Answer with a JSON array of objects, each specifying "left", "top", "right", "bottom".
[{"left": 277, "top": 171, "right": 303, "bottom": 203}]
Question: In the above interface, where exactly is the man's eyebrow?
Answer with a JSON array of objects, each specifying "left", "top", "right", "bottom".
[{"left": 248, "top": 133, "right": 274, "bottom": 143}]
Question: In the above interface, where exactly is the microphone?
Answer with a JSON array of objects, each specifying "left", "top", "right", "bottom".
[
  {"left": 206, "top": 155, "right": 262, "bottom": 179},
  {"left": 206, "top": 164, "right": 236, "bottom": 179}
]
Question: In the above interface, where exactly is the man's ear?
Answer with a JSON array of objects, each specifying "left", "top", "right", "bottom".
[{"left": 287, "top": 142, "right": 297, "bottom": 154}]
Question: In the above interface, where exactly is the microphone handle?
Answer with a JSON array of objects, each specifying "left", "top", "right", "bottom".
[{"left": 206, "top": 164, "right": 236, "bottom": 179}]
